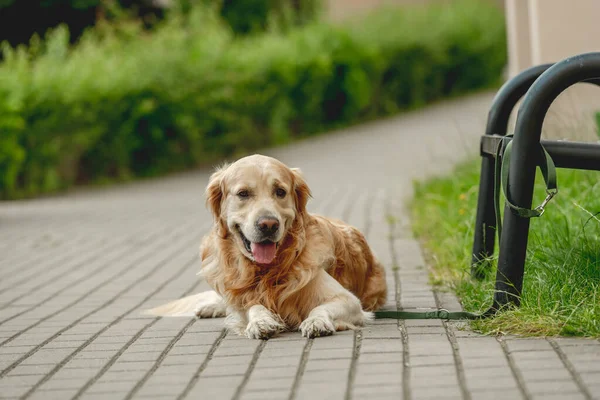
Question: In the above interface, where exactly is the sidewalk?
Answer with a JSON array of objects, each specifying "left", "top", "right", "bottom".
[{"left": 0, "top": 91, "right": 598, "bottom": 400}]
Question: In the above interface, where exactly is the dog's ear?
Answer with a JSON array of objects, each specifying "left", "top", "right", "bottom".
[
  {"left": 291, "top": 167, "right": 312, "bottom": 215},
  {"left": 206, "top": 163, "right": 230, "bottom": 237}
]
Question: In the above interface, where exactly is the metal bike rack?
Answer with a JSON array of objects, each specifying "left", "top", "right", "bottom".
[{"left": 471, "top": 52, "right": 600, "bottom": 311}]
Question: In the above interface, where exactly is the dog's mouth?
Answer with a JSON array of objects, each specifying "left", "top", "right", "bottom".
[{"left": 238, "top": 229, "right": 280, "bottom": 265}]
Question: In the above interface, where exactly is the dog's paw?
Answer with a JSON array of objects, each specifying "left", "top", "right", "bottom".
[
  {"left": 299, "top": 316, "right": 335, "bottom": 338},
  {"left": 245, "top": 317, "right": 285, "bottom": 340},
  {"left": 194, "top": 304, "right": 226, "bottom": 318},
  {"left": 194, "top": 299, "right": 226, "bottom": 318}
]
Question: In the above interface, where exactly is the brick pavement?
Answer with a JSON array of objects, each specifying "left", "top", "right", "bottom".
[{"left": 1, "top": 92, "right": 599, "bottom": 400}]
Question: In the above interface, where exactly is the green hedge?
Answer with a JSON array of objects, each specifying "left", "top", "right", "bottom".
[
  {"left": 0, "top": 0, "right": 506, "bottom": 199},
  {"left": 205, "top": 0, "right": 323, "bottom": 35}
]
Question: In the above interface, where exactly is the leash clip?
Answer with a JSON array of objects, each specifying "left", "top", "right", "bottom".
[
  {"left": 534, "top": 190, "right": 557, "bottom": 216},
  {"left": 425, "top": 309, "right": 450, "bottom": 319}
]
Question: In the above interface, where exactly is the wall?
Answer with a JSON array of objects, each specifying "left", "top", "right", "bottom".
[
  {"left": 505, "top": 0, "right": 600, "bottom": 141},
  {"left": 326, "top": 0, "right": 504, "bottom": 22}
]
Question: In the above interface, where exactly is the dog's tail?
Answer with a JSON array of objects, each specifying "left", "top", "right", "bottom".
[{"left": 143, "top": 293, "right": 205, "bottom": 317}]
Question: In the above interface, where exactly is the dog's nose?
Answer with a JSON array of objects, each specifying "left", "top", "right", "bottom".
[{"left": 256, "top": 217, "right": 279, "bottom": 235}]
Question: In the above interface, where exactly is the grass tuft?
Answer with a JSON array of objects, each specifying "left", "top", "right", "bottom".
[{"left": 411, "top": 159, "right": 600, "bottom": 337}]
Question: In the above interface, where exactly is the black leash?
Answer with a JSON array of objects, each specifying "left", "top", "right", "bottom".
[
  {"left": 375, "top": 135, "right": 558, "bottom": 321},
  {"left": 374, "top": 309, "right": 483, "bottom": 320},
  {"left": 493, "top": 135, "right": 558, "bottom": 240}
]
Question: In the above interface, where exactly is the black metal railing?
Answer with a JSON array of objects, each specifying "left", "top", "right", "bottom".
[{"left": 471, "top": 52, "right": 600, "bottom": 311}]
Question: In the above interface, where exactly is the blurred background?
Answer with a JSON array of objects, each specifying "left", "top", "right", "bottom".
[{"left": 0, "top": 0, "right": 598, "bottom": 201}]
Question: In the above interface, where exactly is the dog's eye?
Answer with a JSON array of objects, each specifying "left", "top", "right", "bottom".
[
  {"left": 275, "top": 188, "right": 286, "bottom": 198},
  {"left": 237, "top": 190, "right": 249, "bottom": 199}
]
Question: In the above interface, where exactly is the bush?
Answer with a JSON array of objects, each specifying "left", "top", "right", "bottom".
[
  {"left": 0, "top": 0, "right": 169, "bottom": 48},
  {"left": 202, "top": 0, "right": 323, "bottom": 35},
  {"left": 0, "top": 0, "right": 506, "bottom": 199}
]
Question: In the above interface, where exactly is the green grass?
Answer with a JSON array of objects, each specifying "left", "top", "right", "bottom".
[{"left": 411, "top": 159, "right": 600, "bottom": 337}]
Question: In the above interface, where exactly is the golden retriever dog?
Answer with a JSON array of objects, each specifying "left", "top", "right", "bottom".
[{"left": 146, "top": 154, "right": 387, "bottom": 339}]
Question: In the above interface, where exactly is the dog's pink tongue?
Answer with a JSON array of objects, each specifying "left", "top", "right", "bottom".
[{"left": 251, "top": 242, "right": 277, "bottom": 264}]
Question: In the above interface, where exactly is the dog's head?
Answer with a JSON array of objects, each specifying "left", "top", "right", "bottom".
[{"left": 205, "top": 154, "right": 311, "bottom": 265}]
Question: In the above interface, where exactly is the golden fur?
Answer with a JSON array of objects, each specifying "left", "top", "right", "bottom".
[{"left": 146, "top": 154, "right": 387, "bottom": 338}]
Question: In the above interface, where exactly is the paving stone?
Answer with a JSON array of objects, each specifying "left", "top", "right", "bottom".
[
  {"left": 553, "top": 338, "right": 600, "bottom": 347},
  {"left": 405, "top": 326, "right": 447, "bottom": 335},
  {"left": 519, "top": 367, "right": 573, "bottom": 381},
  {"left": 106, "top": 360, "right": 155, "bottom": 371},
  {"left": 295, "top": 382, "right": 346, "bottom": 400},
  {"left": 353, "top": 383, "right": 403, "bottom": 395},
  {"left": 358, "top": 352, "right": 404, "bottom": 364},
  {"left": 411, "top": 385, "right": 462, "bottom": 399},
  {"left": 201, "top": 363, "right": 249, "bottom": 377},
  {"left": 249, "top": 366, "right": 299, "bottom": 378},
  {"left": 99, "top": 370, "right": 149, "bottom": 382},
  {"left": 302, "top": 369, "right": 350, "bottom": 383},
  {"left": 467, "top": 389, "right": 524, "bottom": 399},
  {"left": 143, "top": 369, "right": 197, "bottom": 384},
  {"left": 260, "top": 346, "right": 303, "bottom": 358},
  {"left": 203, "top": 354, "right": 253, "bottom": 366},
  {"left": 245, "top": 376, "right": 295, "bottom": 391},
  {"left": 19, "top": 348, "right": 74, "bottom": 364},
  {"left": 133, "top": 383, "right": 188, "bottom": 397},
  {"left": 7, "top": 364, "right": 56, "bottom": 375},
  {"left": 37, "top": 378, "right": 88, "bottom": 391},
  {"left": 466, "top": 376, "right": 519, "bottom": 391},
  {"left": 167, "top": 344, "right": 213, "bottom": 355},
  {"left": 585, "top": 385, "right": 600, "bottom": 398},
  {"left": 85, "top": 380, "right": 138, "bottom": 394},
  {"left": 251, "top": 355, "right": 300, "bottom": 368},
  {"left": 505, "top": 339, "right": 554, "bottom": 352},
  {"left": 0, "top": 384, "right": 30, "bottom": 398},
  {"left": 0, "top": 374, "right": 43, "bottom": 387},
  {"left": 355, "top": 361, "right": 402, "bottom": 376},
  {"left": 510, "top": 350, "right": 559, "bottom": 361},
  {"left": 160, "top": 352, "right": 208, "bottom": 365},
  {"left": 512, "top": 357, "right": 564, "bottom": 370},
  {"left": 525, "top": 379, "right": 581, "bottom": 394},
  {"left": 0, "top": 345, "right": 38, "bottom": 354},
  {"left": 354, "top": 371, "right": 403, "bottom": 387},
  {"left": 239, "top": 389, "right": 291, "bottom": 399},
  {"left": 410, "top": 354, "right": 455, "bottom": 367},
  {"left": 360, "top": 338, "right": 403, "bottom": 354},
  {"left": 27, "top": 389, "right": 80, "bottom": 400},
  {"left": 463, "top": 367, "right": 515, "bottom": 380},
  {"left": 210, "top": 344, "right": 258, "bottom": 357},
  {"left": 411, "top": 365, "right": 456, "bottom": 380},
  {"left": 565, "top": 360, "right": 600, "bottom": 373},
  {"left": 306, "top": 348, "right": 352, "bottom": 360},
  {"left": 361, "top": 327, "right": 402, "bottom": 338},
  {"left": 462, "top": 356, "right": 512, "bottom": 368},
  {"left": 532, "top": 393, "right": 588, "bottom": 400},
  {"left": 186, "top": 376, "right": 240, "bottom": 398},
  {"left": 566, "top": 352, "right": 600, "bottom": 363}
]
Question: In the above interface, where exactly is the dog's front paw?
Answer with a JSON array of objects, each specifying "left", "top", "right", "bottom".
[
  {"left": 300, "top": 316, "right": 335, "bottom": 338},
  {"left": 245, "top": 317, "right": 285, "bottom": 340}
]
